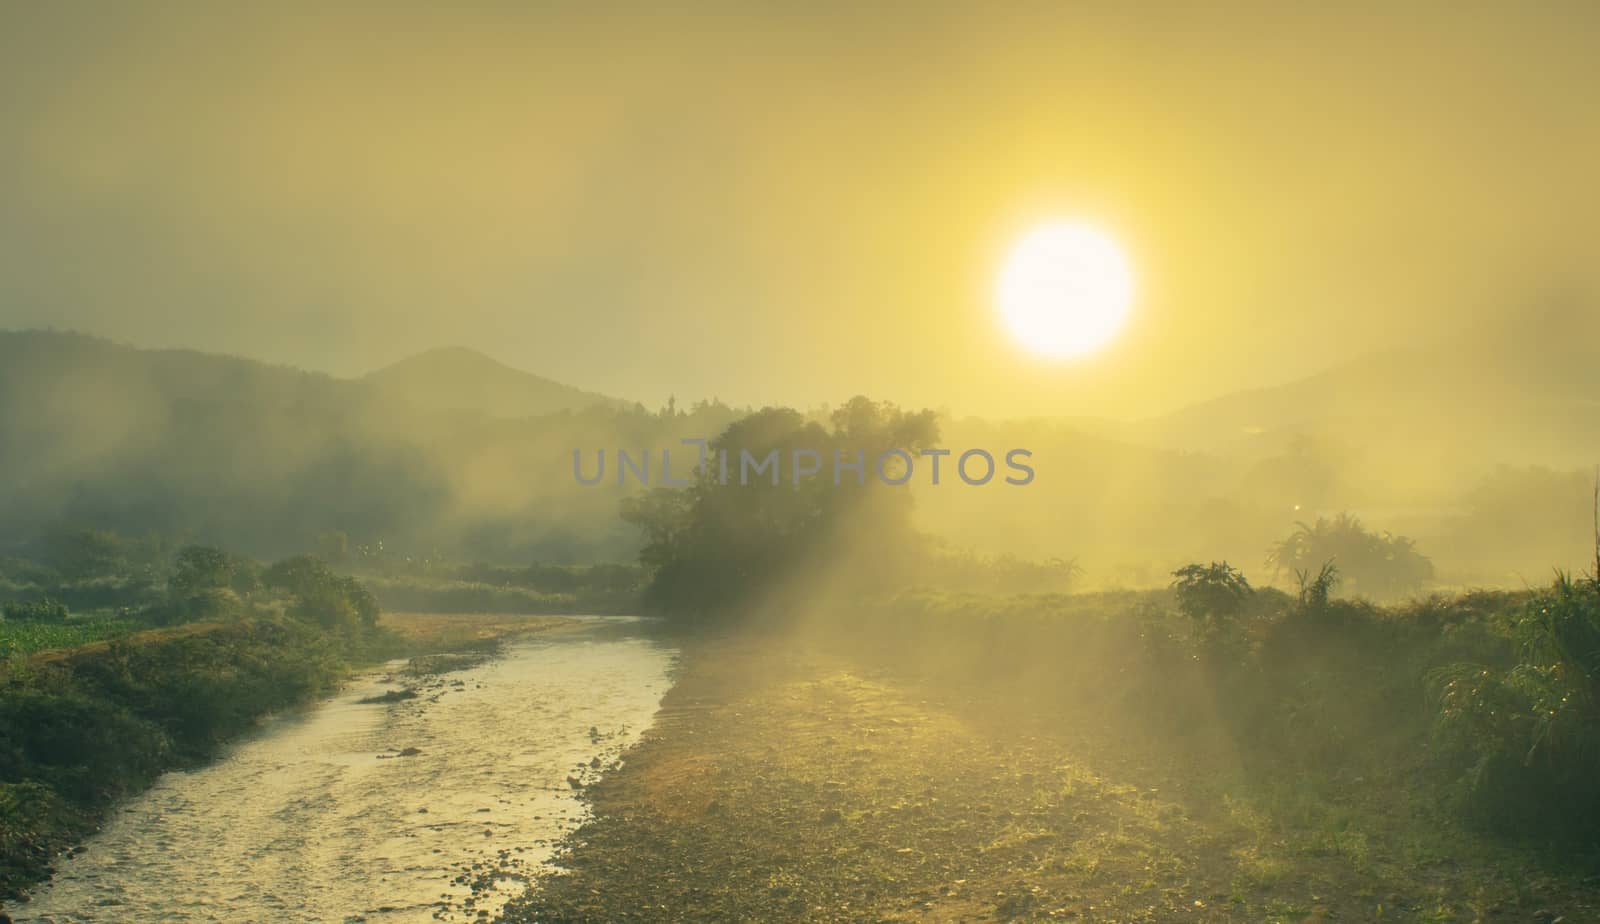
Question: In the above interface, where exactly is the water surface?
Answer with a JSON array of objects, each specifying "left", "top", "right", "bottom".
[{"left": 13, "top": 619, "right": 676, "bottom": 923}]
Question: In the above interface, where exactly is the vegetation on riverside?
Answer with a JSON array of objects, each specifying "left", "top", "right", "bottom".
[
  {"left": 0, "top": 538, "right": 392, "bottom": 901},
  {"left": 507, "top": 572, "right": 1600, "bottom": 922},
  {"left": 621, "top": 397, "right": 939, "bottom": 622},
  {"left": 502, "top": 399, "right": 1600, "bottom": 920},
  {"left": 0, "top": 373, "right": 1595, "bottom": 918},
  {"left": 357, "top": 560, "right": 646, "bottom": 615},
  {"left": 0, "top": 614, "right": 138, "bottom": 660}
]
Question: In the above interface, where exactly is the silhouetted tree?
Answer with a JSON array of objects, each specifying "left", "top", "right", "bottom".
[
  {"left": 623, "top": 397, "right": 938, "bottom": 624},
  {"left": 1172, "top": 561, "right": 1253, "bottom": 629},
  {"left": 1268, "top": 514, "right": 1432, "bottom": 599}
]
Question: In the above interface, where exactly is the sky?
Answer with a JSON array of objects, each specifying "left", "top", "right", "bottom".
[{"left": 1, "top": 3, "right": 1596, "bottom": 419}]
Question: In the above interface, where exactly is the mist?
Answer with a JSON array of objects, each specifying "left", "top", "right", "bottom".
[
  {"left": 4, "top": 4, "right": 1599, "bottom": 419},
  {"left": 5, "top": 5, "right": 1600, "bottom": 923}
]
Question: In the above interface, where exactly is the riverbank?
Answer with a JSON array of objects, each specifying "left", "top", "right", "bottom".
[
  {"left": 10, "top": 617, "right": 675, "bottom": 924},
  {"left": 0, "top": 610, "right": 575, "bottom": 904},
  {"left": 505, "top": 633, "right": 1600, "bottom": 923}
]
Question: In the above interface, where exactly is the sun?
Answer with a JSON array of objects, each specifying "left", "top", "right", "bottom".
[{"left": 996, "top": 221, "right": 1135, "bottom": 359}]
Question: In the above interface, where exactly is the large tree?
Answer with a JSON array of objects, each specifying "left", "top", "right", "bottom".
[{"left": 622, "top": 397, "right": 938, "bottom": 624}]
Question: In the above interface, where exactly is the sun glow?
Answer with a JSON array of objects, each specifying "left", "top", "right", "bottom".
[{"left": 996, "top": 222, "right": 1135, "bottom": 359}]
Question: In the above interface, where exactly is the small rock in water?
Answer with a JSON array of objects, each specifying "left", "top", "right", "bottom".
[{"left": 357, "top": 688, "right": 418, "bottom": 705}]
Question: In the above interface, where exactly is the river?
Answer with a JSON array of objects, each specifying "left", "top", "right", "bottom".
[{"left": 11, "top": 618, "right": 677, "bottom": 924}]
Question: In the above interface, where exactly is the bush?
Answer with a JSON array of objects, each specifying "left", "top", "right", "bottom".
[
  {"left": 0, "top": 690, "right": 170, "bottom": 803},
  {"left": 175, "top": 587, "right": 245, "bottom": 625},
  {"left": 1428, "top": 574, "right": 1600, "bottom": 841},
  {"left": 1171, "top": 561, "right": 1253, "bottom": 629},
  {"left": 2, "top": 598, "right": 69, "bottom": 623},
  {"left": 0, "top": 781, "right": 81, "bottom": 898},
  {"left": 263, "top": 555, "right": 379, "bottom": 630}
]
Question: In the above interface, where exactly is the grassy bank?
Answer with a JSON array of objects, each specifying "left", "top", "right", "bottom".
[
  {"left": 0, "top": 616, "right": 352, "bottom": 900},
  {"left": 365, "top": 576, "right": 638, "bottom": 616},
  {"left": 507, "top": 586, "right": 1600, "bottom": 923},
  {"left": 0, "top": 609, "right": 575, "bottom": 904}
]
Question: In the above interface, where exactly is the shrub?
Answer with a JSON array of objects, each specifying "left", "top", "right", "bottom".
[
  {"left": 263, "top": 555, "right": 379, "bottom": 630},
  {"left": 1428, "top": 573, "right": 1600, "bottom": 840},
  {"left": 1171, "top": 561, "right": 1253, "bottom": 638},
  {"left": 2, "top": 598, "right": 69, "bottom": 623}
]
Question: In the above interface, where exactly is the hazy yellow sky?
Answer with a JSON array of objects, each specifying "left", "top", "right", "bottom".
[{"left": 2, "top": 3, "right": 1595, "bottom": 418}]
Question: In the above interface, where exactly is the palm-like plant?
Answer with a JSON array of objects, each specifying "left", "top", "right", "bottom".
[{"left": 1267, "top": 513, "right": 1432, "bottom": 599}]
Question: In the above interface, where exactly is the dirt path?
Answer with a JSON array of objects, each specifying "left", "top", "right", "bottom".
[{"left": 501, "top": 636, "right": 1600, "bottom": 923}]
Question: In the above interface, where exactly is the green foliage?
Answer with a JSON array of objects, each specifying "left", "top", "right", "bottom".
[
  {"left": 0, "top": 616, "right": 140, "bottom": 659},
  {"left": 147, "top": 545, "right": 252, "bottom": 625},
  {"left": 263, "top": 555, "right": 379, "bottom": 630},
  {"left": 1428, "top": 573, "right": 1600, "bottom": 840},
  {"left": 348, "top": 558, "right": 645, "bottom": 613},
  {"left": 169, "top": 545, "right": 235, "bottom": 597},
  {"left": 833, "top": 580, "right": 1574, "bottom": 850},
  {"left": 365, "top": 577, "right": 634, "bottom": 615},
  {"left": 0, "top": 689, "right": 171, "bottom": 802},
  {"left": 454, "top": 561, "right": 646, "bottom": 596},
  {"left": 2, "top": 597, "right": 69, "bottom": 623},
  {"left": 38, "top": 576, "right": 162, "bottom": 614},
  {"left": 35, "top": 528, "right": 127, "bottom": 582},
  {"left": 0, "top": 616, "right": 353, "bottom": 899},
  {"left": 0, "top": 532, "right": 393, "bottom": 898},
  {"left": 624, "top": 397, "right": 939, "bottom": 624},
  {"left": 1293, "top": 561, "right": 1341, "bottom": 615},
  {"left": 1268, "top": 513, "right": 1433, "bottom": 599},
  {"left": 1171, "top": 561, "right": 1253, "bottom": 628},
  {"left": 159, "top": 586, "right": 245, "bottom": 626},
  {"left": 0, "top": 781, "right": 78, "bottom": 896}
]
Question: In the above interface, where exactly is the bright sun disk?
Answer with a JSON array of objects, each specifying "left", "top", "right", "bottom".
[{"left": 996, "top": 221, "right": 1134, "bottom": 359}]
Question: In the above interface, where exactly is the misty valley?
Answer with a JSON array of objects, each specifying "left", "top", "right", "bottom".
[
  {"left": 2, "top": 328, "right": 1598, "bottom": 922},
  {"left": 4, "top": 5, "right": 1600, "bottom": 923}
]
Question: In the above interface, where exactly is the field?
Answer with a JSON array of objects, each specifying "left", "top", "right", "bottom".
[{"left": 0, "top": 616, "right": 140, "bottom": 660}]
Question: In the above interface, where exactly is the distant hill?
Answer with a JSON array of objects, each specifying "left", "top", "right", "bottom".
[
  {"left": 0, "top": 331, "right": 688, "bottom": 561},
  {"left": 0, "top": 330, "right": 436, "bottom": 555},
  {"left": 1134, "top": 304, "right": 1600, "bottom": 473},
  {"left": 2, "top": 320, "right": 1595, "bottom": 580},
  {"left": 364, "top": 347, "right": 626, "bottom": 419}
]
